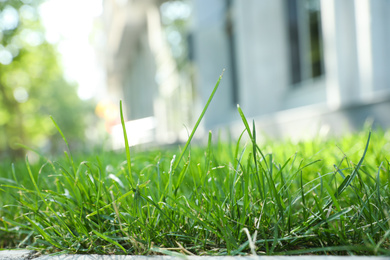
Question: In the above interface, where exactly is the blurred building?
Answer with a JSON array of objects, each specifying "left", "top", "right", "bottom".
[
  {"left": 99, "top": 0, "right": 390, "bottom": 146},
  {"left": 192, "top": 0, "right": 390, "bottom": 139},
  {"left": 99, "top": 0, "right": 195, "bottom": 148}
]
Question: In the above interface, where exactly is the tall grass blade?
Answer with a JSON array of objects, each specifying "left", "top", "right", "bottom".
[
  {"left": 173, "top": 70, "right": 224, "bottom": 171},
  {"left": 119, "top": 100, "right": 134, "bottom": 188},
  {"left": 237, "top": 105, "right": 252, "bottom": 140},
  {"left": 334, "top": 131, "right": 371, "bottom": 197},
  {"left": 50, "top": 116, "right": 76, "bottom": 174},
  {"left": 322, "top": 131, "right": 371, "bottom": 211}
]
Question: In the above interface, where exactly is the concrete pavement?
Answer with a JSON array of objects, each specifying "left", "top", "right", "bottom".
[{"left": 0, "top": 250, "right": 37, "bottom": 260}]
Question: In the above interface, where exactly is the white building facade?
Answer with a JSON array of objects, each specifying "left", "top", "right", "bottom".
[
  {"left": 192, "top": 0, "right": 390, "bottom": 138},
  {"left": 100, "top": 0, "right": 390, "bottom": 146}
]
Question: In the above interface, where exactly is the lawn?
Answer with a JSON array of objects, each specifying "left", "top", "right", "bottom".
[{"left": 1, "top": 75, "right": 390, "bottom": 256}]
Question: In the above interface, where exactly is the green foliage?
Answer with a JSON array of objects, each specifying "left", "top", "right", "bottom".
[
  {"left": 0, "top": 75, "right": 390, "bottom": 255},
  {"left": 0, "top": 0, "right": 90, "bottom": 159},
  {"left": 1, "top": 120, "right": 390, "bottom": 255}
]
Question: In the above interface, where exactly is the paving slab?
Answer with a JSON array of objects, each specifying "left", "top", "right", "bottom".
[
  {"left": 1, "top": 250, "right": 390, "bottom": 260},
  {"left": 0, "top": 250, "right": 36, "bottom": 260}
]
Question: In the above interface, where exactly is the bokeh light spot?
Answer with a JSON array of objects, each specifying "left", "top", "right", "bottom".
[
  {"left": 167, "top": 30, "right": 182, "bottom": 46},
  {"left": 0, "top": 49, "right": 13, "bottom": 65},
  {"left": 20, "top": 29, "right": 44, "bottom": 46},
  {"left": 0, "top": 5, "right": 19, "bottom": 31},
  {"left": 19, "top": 5, "right": 37, "bottom": 21},
  {"left": 6, "top": 44, "right": 20, "bottom": 57},
  {"left": 13, "top": 87, "right": 29, "bottom": 103},
  {"left": 160, "top": 1, "right": 191, "bottom": 24}
]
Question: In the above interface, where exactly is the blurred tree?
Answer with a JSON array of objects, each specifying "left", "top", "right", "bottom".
[
  {"left": 160, "top": 0, "right": 191, "bottom": 69},
  {"left": 0, "top": 0, "right": 90, "bottom": 159}
]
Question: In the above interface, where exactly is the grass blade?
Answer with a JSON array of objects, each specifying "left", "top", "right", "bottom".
[
  {"left": 51, "top": 116, "right": 76, "bottom": 175},
  {"left": 92, "top": 229, "right": 127, "bottom": 253},
  {"left": 173, "top": 70, "right": 224, "bottom": 171},
  {"left": 119, "top": 100, "right": 134, "bottom": 188}
]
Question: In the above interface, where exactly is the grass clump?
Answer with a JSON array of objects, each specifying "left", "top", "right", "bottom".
[{"left": 1, "top": 74, "right": 390, "bottom": 256}]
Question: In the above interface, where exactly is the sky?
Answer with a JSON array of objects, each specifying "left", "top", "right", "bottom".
[{"left": 39, "top": 0, "right": 104, "bottom": 100}]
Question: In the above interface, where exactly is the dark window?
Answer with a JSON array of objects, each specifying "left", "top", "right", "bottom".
[
  {"left": 286, "top": 0, "right": 324, "bottom": 85},
  {"left": 308, "top": 1, "right": 324, "bottom": 78},
  {"left": 226, "top": 0, "right": 239, "bottom": 105}
]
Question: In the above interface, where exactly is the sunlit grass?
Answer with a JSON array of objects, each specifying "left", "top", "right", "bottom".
[{"left": 1, "top": 74, "right": 390, "bottom": 255}]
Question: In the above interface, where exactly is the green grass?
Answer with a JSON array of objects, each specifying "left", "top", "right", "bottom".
[{"left": 1, "top": 74, "right": 390, "bottom": 255}]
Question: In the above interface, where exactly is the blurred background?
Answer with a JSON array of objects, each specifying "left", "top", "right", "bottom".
[{"left": 1, "top": 0, "right": 390, "bottom": 159}]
